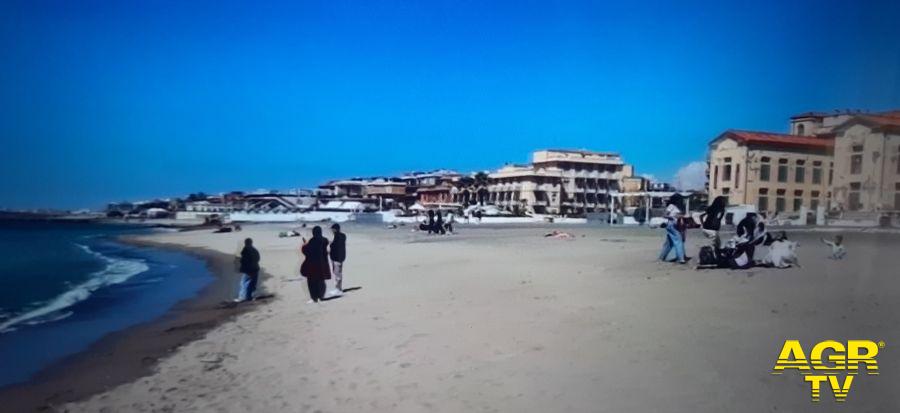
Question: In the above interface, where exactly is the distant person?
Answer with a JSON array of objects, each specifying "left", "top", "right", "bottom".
[
  {"left": 445, "top": 211, "right": 455, "bottom": 233},
  {"left": 421, "top": 210, "right": 436, "bottom": 234},
  {"left": 235, "top": 238, "right": 260, "bottom": 302},
  {"left": 435, "top": 210, "right": 446, "bottom": 235},
  {"left": 329, "top": 223, "right": 347, "bottom": 295},
  {"left": 659, "top": 194, "right": 686, "bottom": 264},
  {"left": 300, "top": 226, "right": 331, "bottom": 303},
  {"left": 822, "top": 235, "right": 846, "bottom": 259}
]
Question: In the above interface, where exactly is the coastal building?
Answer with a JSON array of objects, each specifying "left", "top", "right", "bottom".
[
  {"left": 363, "top": 179, "right": 411, "bottom": 210},
  {"left": 707, "top": 130, "right": 833, "bottom": 216},
  {"left": 417, "top": 183, "right": 456, "bottom": 206},
  {"left": 318, "top": 179, "right": 368, "bottom": 198},
  {"left": 829, "top": 112, "right": 900, "bottom": 213},
  {"left": 487, "top": 149, "right": 635, "bottom": 215},
  {"left": 708, "top": 109, "right": 900, "bottom": 221},
  {"left": 399, "top": 169, "right": 462, "bottom": 187}
]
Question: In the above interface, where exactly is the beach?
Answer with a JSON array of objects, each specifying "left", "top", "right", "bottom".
[{"left": 14, "top": 223, "right": 900, "bottom": 412}]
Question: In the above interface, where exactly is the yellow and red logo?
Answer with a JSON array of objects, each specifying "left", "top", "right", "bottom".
[{"left": 772, "top": 339, "right": 883, "bottom": 402}]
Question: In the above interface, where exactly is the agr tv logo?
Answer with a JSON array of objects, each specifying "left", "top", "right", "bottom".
[{"left": 772, "top": 339, "right": 884, "bottom": 402}]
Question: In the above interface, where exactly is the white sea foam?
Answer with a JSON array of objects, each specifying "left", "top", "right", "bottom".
[{"left": 0, "top": 244, "right": 149, "bottom": 333}]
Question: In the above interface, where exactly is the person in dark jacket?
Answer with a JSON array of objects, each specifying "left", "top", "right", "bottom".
[
  {"left": 236, "top": 238, "right": 261, "bottom": 302},
  {"left": 301, "top": 226, "right": 331, "bottom": 303},
  {"left": 329, "top": 223, "right": 347, "bottom": 295},
  {"left": 699, "top": 196, "right": 728, "bottom": 247},
  {"left": 434, "top": 210, "right": 445, "bottom": 235},
  {"left": 735, "top": 213, "right": 766, "bottom": 264}
]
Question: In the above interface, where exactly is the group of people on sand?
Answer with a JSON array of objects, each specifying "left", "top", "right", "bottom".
[
  {"left": 419, "top": 209, "right": 455, "bottom": 234},
  {"left": 234, "top": 223, "right": 349, "bottom": 304},
  {"left": 299, "top": 224, "right": 347, "bottom": 303},
  {"left": 660, "top": 194, "right": 840, "bottom": 270}
]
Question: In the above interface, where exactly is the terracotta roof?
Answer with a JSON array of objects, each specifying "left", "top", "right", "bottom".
[{"left": 715, "top": 130, "right": 834, "bottom": 150}]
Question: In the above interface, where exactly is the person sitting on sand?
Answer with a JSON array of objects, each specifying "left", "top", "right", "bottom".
[
  {"left": 235, "top": 238, "right": 260, "bottom": 302},
  {"left": 822, "top": 235, "right": 846, "bottom": 260},
  {"left": 329, "top": 223, "right": 347, "bottom": 296},
  {"left": 300, "top": 226, "right": 331, "bottom": 303},
  {"left": 762, "top": 237, "right": 800, "bottom": 269}
]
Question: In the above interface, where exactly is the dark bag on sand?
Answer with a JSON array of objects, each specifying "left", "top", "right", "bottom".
[{"left": 699, "top": 246, "right": 717, "bottom": 266}]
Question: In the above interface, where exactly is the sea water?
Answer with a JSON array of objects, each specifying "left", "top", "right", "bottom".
[{"left": 0, "top": 220, "right": 214, "bottom": 388}]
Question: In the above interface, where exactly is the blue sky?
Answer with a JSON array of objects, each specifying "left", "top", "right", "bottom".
[{"left": 1, "top": 0, "right": 899, "bottom": 209}]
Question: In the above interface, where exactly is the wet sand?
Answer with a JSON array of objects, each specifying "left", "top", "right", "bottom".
[{"left": 0, "top": 239, "right": 269, "bottom": 412}]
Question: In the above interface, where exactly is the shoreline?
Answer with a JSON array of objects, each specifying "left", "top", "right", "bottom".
[{"left": 0, "top": 236, "right": 271, "bottom": 412}]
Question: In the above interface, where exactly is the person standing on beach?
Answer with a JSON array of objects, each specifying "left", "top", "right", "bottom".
[
  {"left": 300, "top": 226, "right": 331, "bottom": 303},
  {"left": 329, "top": 223, "right": 347, "bottom": 296},
  {"left": 658, "top": 194, "right": 686, "bottom": 264},
  {"left": 699, "top": 196, "right": 727, "bottom": 247},
  {"left": 435, "top": 210, "right": 446, "bottom": 235},
  {"left": 235, "top": 238, "right": 260, "bottom": 302}
]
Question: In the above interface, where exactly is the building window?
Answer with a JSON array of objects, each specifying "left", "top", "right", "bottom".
[
  {"left": 793, "top": 190, "right": 803, "bottom": 212},
  {"left": 713, "top": 165, "right": 718, "bottom": 189},
  {"left": 722, "top": 188, "right": 730, "bottom": 195},
  {"left": 797, "top": 124, "right": 805, "bottom": 135},
  {"left": 735, "top": 164, "right": 740, "bottom": 189},
  {"left": 850, "top": 144, "right": 864, "bottom": 175},
  {"left": 896, "top": 183, "right": 900, "bottom": 210},
  {"left": 777, "top": 159, "right": 788, "bottom": 182},
  {"left": 758, "top": 188, "right": 769, "bottom": 212},
  {"left": 851, "top": 154, "right": 863, "bottom": 174},
  {"left": 849, "top": 182, "right": 862, "bottom": 211},
  {"left": 795, "top": 166, "right": 805, "bottom": 183},
  {"left": 776, "top": 189, "right": 786, "bottom": 212},
  {"left": 759, "top": 157, "right": 771, "bottom": 181},
  {"left": 723, "top": 164, "right": 732, "bottom": 181},
  {"left": 812, "top": 167, "right": 822, "bottom": 184}
]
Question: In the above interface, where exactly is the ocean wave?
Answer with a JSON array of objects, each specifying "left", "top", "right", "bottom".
[{"left": 0, "top": 244, "right": 150, "bottom": 333}]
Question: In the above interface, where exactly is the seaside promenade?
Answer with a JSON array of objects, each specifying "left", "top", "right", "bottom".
[{"left": 34, "top": 223, "right": 898, "bottom": 412}]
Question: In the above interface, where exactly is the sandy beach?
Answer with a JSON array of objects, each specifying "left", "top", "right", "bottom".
[{"left": 23, "top": 223, "right": 900, "bottom": 412}]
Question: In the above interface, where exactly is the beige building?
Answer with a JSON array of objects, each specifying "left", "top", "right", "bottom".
[
  {"left": 708, "top": 130, "right": 833, "bottom": 216},
  {"left": 488, "top": 149, "right": 634, "bottom": 215},
  {"left": 829, "top": 113, "right": 900, "bottom": 212}
]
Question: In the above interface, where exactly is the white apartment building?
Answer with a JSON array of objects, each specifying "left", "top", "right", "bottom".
[{"left": 488, "top": 149, "right": 634, "bottom": 215}]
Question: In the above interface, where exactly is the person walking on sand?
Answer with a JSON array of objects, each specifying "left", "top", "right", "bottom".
[
  {"left": 658, "top": 194, "right": 686, "bottom": 264},
  {"left": 328, "top": 223, "right": 347, "bottom": 296},
  {"left": 300, "top": 226, "right": 331, "bottom": 303},
  {"left": 235, "top": 238, "right": 260, "bottom": 302}
]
